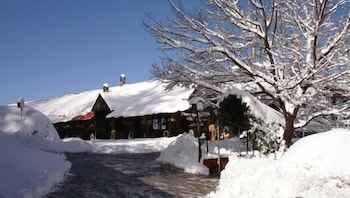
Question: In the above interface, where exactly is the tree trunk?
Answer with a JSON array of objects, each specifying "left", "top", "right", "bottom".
[{"left": 283, "top": 114, "right": 296, "bottom": 147}]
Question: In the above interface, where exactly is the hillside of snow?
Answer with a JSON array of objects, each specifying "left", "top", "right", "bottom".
[
  {"left": 28, "top": 80, "right": 194, "bottom": 123},
  {"left": 208, "top": 128, "right": 350, "bottom": 198}
]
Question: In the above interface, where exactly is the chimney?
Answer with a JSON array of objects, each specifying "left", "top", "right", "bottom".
[
  {"left": 103, "top": 83, "right": 109, "bottom": 92},
  {"left": 120, "top": 74, "right": 126, "bottom": 85}
]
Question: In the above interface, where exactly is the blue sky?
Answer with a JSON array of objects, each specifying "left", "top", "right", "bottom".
[{"left": 0, "top": 0, "right": 203, "bottom": 105}]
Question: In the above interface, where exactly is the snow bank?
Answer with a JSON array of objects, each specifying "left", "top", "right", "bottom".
[
  {"left": 28, "top": 80, "right": 194, "bottom": 123},
  {"left": 28, "top": 137, "right": 95, "bottom": 153},
  {"left": 157, "top": 133, "right": 209, "bottom": 175},
  {"left": 0, "top": 134, "right": 71, "bottom": 198},
  {"left": 0, "top": 105, "right": 59, "bottom": 140},
  {"left": 0, "top": 105, "right": 73, "bottom": 198},
  {"left": 92, "top": 136, "right": 177, "bottom": 154},
  {"left": 157, "top": 133, "right": 247, "bottom": 175},
  {"left": 208, "top": 128, "right": 350, "bottom": 198}
]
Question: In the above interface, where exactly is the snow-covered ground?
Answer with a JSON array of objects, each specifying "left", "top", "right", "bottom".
[
  {"left": 0, "top": 105, "right": 92, "bottom": 198},
  {"left": 208, "top": 128, "right": 350, "bottom": 198},
  {"left": 157, "top": 133, "right": 246, "bottom": 175},
  {"left": 90, "top": 136, "right": 177, "bottom": 154}
]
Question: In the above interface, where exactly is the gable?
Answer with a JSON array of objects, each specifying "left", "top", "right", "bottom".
[{"left": 92, "top": 94, "right": 111, "bottom": 113}]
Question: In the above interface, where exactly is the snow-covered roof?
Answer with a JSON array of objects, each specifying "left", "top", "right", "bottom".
[
  {"left": 224, "top": 88, "right": 284, "bottom": 127},
  {"left": 28, "top": 80, "right": 195, "bottom": 123}
]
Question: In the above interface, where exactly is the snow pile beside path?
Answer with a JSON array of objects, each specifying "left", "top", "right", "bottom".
[
  {"left": 0, "top": 105, "right": 92, "bottom": 198},
  {"left": 157, "top": 133, "right": 209, "bottom": 175},
  {"left": 208, "top": 128, "right": 350, "bottom": 198},
  {"left": 92, "top": 136, "right": 176, "bottom": 154},
  {"left": 0, "top": 105, "right": 59, "bottom": 140},
  {"left": 0, "top": 134, "right": 71, "bottom": 198},
  {"left": 0, "top": 105, "right": 94, "bottom": 154},
  {"left": 31, "top": 137, "right": 95, "bottom": 153}
]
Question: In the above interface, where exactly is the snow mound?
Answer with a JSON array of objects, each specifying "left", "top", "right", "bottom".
[
  {"left": 0, "top": 105, "right": 59, "bottom": 140},
  {"left": 0, "top": 105, "right": 94, "bottom": 198},
  {"left": 283, "top": 128, "right": 350, "bottom": 176},
  {"left": 157, "top": 133, "right": 209, "bottom": 175},
  {"left": 208, "top": 128, "right": 350, "bottom": 198},
  {"left": 0, "top": 134, "right": 71, "bottom": 198}
]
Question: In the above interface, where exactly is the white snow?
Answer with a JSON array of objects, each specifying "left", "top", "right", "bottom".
[
  {"left": 28, "top": 80, "right": 194, "bottom": 123},
  {"left": 0, "top": 105, "right": 59, "bottom": 141},
  {"left": 222, "top": 88, "right": 285, "bottom": 129},
  {"left": 91, "top": 136, "right": 177, "bottom": 154},
  {"left": 208, "top": 128, "right": 350, "bottom": 198},
  {"left": 0, "top": 134, "right": 71, "bottom": 198},
  {"left": 157, "top": 133, "right": 247, "bottom": 175},
  {"left": 0, "top": 105, "right": 72, "bottom": 198},
  {"left": 157, "top": 133, "right": 209, "bottom": 175}
]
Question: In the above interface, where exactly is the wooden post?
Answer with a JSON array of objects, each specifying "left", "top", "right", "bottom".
[
  {"left": 246, "top": 131, "right": 249, "bottom": 156},
  {"left": 198, "top": 138, "right": 202, "bottom": 162},
  {"left": 217, "top": 121, "right": 221, "bottom": 177}
]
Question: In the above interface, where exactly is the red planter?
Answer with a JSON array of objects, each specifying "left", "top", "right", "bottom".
[{"left": 203, "top": 157, "right": 229, "bottom": 174}]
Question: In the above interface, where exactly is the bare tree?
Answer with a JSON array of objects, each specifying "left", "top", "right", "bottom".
[{"left": 147, "top": 0, "right": 350, "bottom": 146}]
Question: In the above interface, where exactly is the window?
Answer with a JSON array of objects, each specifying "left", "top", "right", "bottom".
[
  {"left": 153, "top": 119, "right": 159, "bottom": 130},
  {"left": 161, "top": 118, "right": 167, "bottom": 130}
]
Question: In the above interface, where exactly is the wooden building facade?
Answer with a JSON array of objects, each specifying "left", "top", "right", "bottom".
[{"left": 53, "top": 94, "right": 208, "bottom": 140}]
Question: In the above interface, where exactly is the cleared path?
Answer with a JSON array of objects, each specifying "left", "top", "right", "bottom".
[{"left": 46, "top": 152, "right": 218, "bottom": 198}]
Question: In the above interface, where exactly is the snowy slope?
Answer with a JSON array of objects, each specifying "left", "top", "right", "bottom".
[
  {"left": 28, "top": 80, "right": 194, "bottom": 123},
  {"left": 208, "top": 128, "right": 350, "bottom": 198}
]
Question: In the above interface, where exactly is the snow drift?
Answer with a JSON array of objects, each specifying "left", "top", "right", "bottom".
[
  {"left": 157, "top": 133, "right": 209, "bottom": 175},
  {"left": 0, "top": 134, "right": 71, "bottom": 198},
  {"left": 0, "top": 105, "right": 92, "bottom": 198},
  {"left": 208, "top": 128, "right": 350, "bottom": 198},
  {"left": 157, "top": 133, "right": 247, "bottom": 175},
  {"left": 0, "top": 105, "right": 59, "bottom": 140}
]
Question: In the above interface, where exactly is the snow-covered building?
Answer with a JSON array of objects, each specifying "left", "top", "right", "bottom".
[
  {"left": 28, "top": 80, "right": 196, "bottom": 139},
  {"left": 28, "top": 80, "right": 283, "bottom": 140}
]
